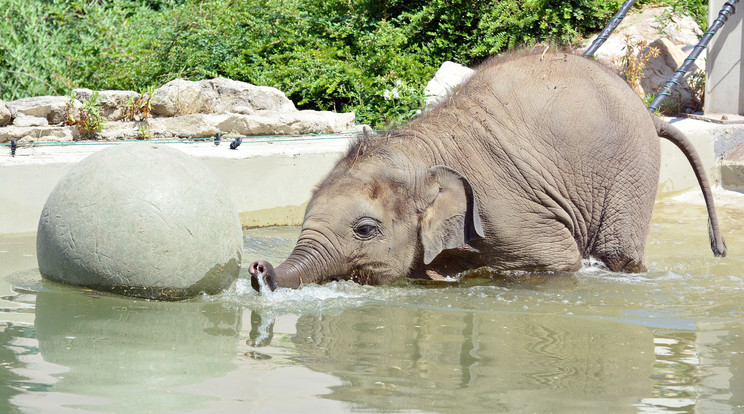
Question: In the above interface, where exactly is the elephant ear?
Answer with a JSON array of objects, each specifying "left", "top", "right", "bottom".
[{"left": 420, "top": 165, "right": 485, "bottom": 265}]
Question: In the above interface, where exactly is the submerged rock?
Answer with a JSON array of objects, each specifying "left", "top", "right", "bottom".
[{"left": 36, "top": 144, "right": 243, "bottom": 300}]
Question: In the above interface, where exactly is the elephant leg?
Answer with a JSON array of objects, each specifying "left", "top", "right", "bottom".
[
  {"left": 485, "top": 215, "right": 584, "bottom": 274},
  {"left": 523, "top": 227, "right": 584, "bottom": 273},
  {"left": 590, "top": 192, "right": 654, "bottom": 273}
]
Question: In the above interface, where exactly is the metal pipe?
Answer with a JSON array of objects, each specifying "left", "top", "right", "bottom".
[
  {"left": 648, "top": 0, "right": 740, "bottom": 112},
  {"left": 583, "top": 0, "right": 638, "bottom": 58}
]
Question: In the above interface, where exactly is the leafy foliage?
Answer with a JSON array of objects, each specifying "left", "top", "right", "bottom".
[
  {"left": 71, "top": 91, "right": 106, "bottom": 139},
  {"left": 1, "top": 0, "right": 708, "bottom": 128}
]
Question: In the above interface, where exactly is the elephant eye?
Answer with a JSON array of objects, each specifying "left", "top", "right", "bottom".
[{"left": 353, "top": 218, "right": 380, "bottom": 241}]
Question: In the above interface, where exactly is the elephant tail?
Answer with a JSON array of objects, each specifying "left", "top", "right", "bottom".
[{"left": 652, "top": 115, "right": 727, "bottom": 257}]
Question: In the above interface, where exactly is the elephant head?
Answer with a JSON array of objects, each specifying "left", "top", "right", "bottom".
[{"left": 250, "top": 135, "right": 484, "bottom": 291}]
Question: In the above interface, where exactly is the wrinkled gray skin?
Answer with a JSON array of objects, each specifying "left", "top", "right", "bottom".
[{"left": 250, "top": 52, "right": 726, "bottom": 291}]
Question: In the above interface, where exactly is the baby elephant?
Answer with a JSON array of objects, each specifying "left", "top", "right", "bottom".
[{"left": 250, "top": 51, "right": 726, "bottom": 291}]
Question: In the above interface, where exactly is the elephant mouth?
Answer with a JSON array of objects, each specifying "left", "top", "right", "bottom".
[{"left": 348, "top": 262, "right": 402, "bottom": 286}]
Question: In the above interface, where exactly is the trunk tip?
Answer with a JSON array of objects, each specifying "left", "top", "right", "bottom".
[{"left": 249, "top": 260, "right": 278, "bottom": 292}]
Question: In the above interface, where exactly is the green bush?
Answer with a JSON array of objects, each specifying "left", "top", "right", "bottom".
[{"left": 0, "top": 0, "right": 708, "bottom": 128}]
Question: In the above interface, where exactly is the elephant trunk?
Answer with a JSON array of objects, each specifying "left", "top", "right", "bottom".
[{"left": 249, "top": 237, "right": 342, "bottom": 291}]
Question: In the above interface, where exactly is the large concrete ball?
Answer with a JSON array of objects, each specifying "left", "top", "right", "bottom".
[{"left": 36, "top": 144, "right": 243, "bottom": 300}]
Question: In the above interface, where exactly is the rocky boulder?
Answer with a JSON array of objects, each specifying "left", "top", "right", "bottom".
[
  {"left": 641, "top": 38, "right": 702, "bottom": 112},
  {"left": 580, "top": 7, "right": 704, "bottom": 112},
  {"left": 12, "top": 115, "right": 49, "bottom": 127},
  {"left": 152, "top": 77, "right": 297, "bottom": 117},
  {"left": 6, "top": 96, "right": 70, "bottom": 125},
  {"left": 0, "top": 126, "right": 77, "bottom": 143},
  {"left": 581, "top": 7, "right": 703, "bottom": 63},
  {"left": 424, "top": 61, "right": 474, "bottom": 110},
  {"left": 0, "top": 101, "right": 11, "bottom": 126},
  {"left": 2, "top": 76, "right": 356, "bottom": 142},
  {"left": 75, "top": 89, "right": 141, "bottom": 121}
]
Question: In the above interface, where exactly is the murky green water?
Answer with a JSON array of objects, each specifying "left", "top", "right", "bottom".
[{"left": 1, "top": 192, "right": 743, "bottom": 413}]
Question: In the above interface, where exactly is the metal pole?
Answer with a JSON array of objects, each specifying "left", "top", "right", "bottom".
[
  {"left": 648, "top": 0, "right": 740, "bottom": 112},
  {"left": 583, "top": 0, "right": 638, "bottom": 58}
]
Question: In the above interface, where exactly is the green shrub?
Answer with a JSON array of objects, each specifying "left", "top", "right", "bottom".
[{"left": 0, "top": 0, "right": 709, "bottom": 128}]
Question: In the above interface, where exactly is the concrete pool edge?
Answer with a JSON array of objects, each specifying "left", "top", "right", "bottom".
[{"left": 1, "top": 118, "right": 743, "bottom": 235}]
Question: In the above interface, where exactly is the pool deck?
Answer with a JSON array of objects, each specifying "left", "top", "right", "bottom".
[{"left": 1, "top": 118, "right": 743, "bottom": 235}]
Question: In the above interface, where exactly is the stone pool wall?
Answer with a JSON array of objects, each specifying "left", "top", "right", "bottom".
[{"left": 2, "top": 117, "right": 744, "bottom": 235}]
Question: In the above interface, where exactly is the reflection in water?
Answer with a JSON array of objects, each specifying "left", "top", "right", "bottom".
[
  {"left": 1, "top": 192, "right": 744, "bottom": 413},
  {"left": 248, "top": 310, "right": 275, "bottom": 348},
  {"left": 0, "top": 323, "right": 36, "bottom": 414},
  {"left": 24, "top": 288, "right": 241, "bottom": 413},
  {"left": 249, "top": 305, "right": 655, "bottom": 412}
]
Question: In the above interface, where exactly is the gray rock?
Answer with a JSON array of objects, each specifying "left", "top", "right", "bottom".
[
  {"left": 578, "top": 7, "right": 705, "bottom": 113},
  {"left": 0, "top": 100, "right": 11, "bottom": 126},
  {"left": 95, "top": 121, "right": 148, "bottom": 141},
  {"left": 151, "top": 77, "right": 296, "bottom": 116},
  {"left": 424, "top": 61, "right": 474, "bottom": 109},
  {"left": 74, "top": 89, "right": 140, "bottom": 121},
  {"left": 641, "top": 38, "right": 700, "bottom": 112},
  {"left": 148, "top": 114, "right": 221, "bottom": 138},
  {"left": 232, "top": 105, "right": 256, "bottom": 115},
  {"left": 73, "top": 88, "right": 94, "bottom": 102},
  {"left": 13, "top": 115, "right": 49, "bottom": 127},
  {"left": 5, "top": 77, "right": 357, "bottom": 142},
  {"left": 36, "top": 144, "right": 243, "bottom": 300},
  {"left": 581, "top": 7, "right": 704, "bottom": 63},
  {"left": 207, "top": 77, "right": 297, "bottom": 113},
  {"left": 6, "top": 95, "right": 71, "bottom": 125},
  {"left": 100, "top": 90, "right": 141, "bottom": 121},
  {"left": 0, "top": 126, "right": 76, "bottom": 143},
  {"left": 146, "top": 111, "right": 356, "bottom": 138}
]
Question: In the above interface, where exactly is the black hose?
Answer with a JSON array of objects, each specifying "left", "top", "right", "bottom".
[
  {"left": 648, "top": 0, "right": 740, "bottom": 112},
  {"left": 583, "top": 0, "right": 638, "bottom": 58}
]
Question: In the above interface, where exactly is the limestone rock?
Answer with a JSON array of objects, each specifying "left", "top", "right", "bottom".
[
  {"left": 73, "top": 88, "right": 94, "bottom": 102},
  {"left": 146, "top": 111, "right": 356, "bottom": 138},
  {"left": 6, "top": 96, "right": 71, "bottom": 125},
  {"left": 579, "top": 7, "right": 704, "bottom": 113},
  {"left": 95, "top": 121, "right": 149, "bottom": 141},
  {"left": 581, "top": 7, "right": 703, "bottom": 63},
  {"left": 76, "top": 89, "right": 141, "bottom": 121},
  {"left": 2, "top": 77, "right": 357, "bottom": 143},
  {"left": 0, "top": 126, "right": 77, "bottom": 143},
  {"left": 0, "top": 100, "right": 11, "bottom": 126},
  {"left": 13, "top": 115, "right": 49, "bottom": 127},
  {"left": 148, "top": 114, "right": 221, "bottom": 139},
  {"left": 36, "top": 144, "right": 243, "bottom": 300},
  {"left": 151, "top": 77, "right": 296, "bottom": 116},
  {"left": 424, "top": 61, "right": 474, "bottom": 109},
  {"left": 259, "top": 110, "right": 355, "bottom": 135},
  {"left": 641, "top": 38, "right": 700, "bottom": 112}
]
